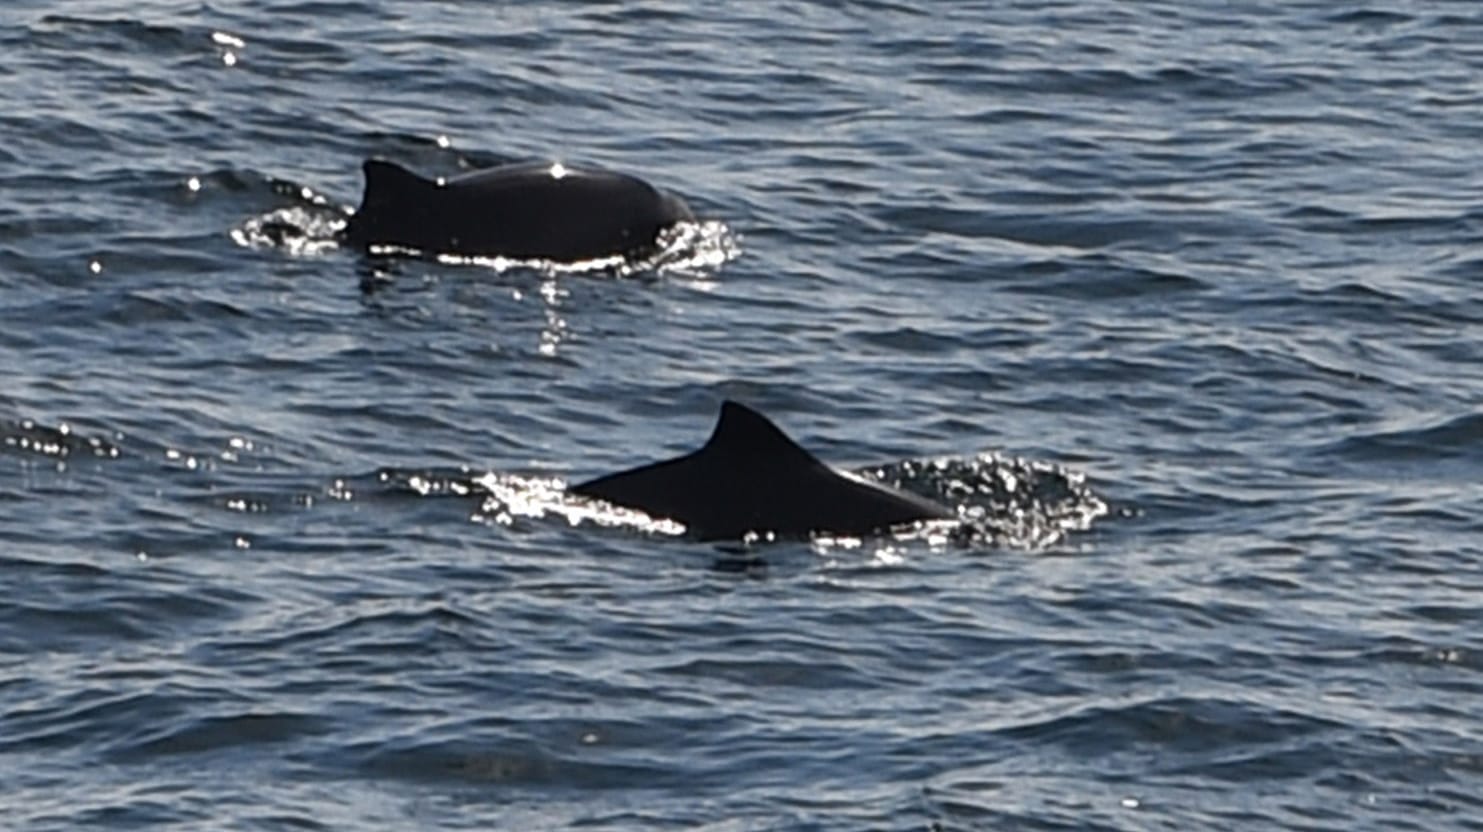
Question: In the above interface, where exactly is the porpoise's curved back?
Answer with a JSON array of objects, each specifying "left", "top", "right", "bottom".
[{"left": 344, "top": 158, "right": 692, "bottom": 261}]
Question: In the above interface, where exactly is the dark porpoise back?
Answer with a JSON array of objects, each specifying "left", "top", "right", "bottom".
[
  {"left": 572, "top": 401, "right": 955, "bottom": 542},
  {"left": 344, "top": 159, "right": 694, "bottom": 261}
]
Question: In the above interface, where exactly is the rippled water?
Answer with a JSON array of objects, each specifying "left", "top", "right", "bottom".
[{"left": 3, "top": 2, "right": 1482, "bottom": 829}]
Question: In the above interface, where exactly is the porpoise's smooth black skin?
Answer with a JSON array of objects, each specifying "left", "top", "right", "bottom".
[
  {"left": 343, "top": 158, "right": 694, "bottom": 262},
  {"left": 571, "top": 401, "right": 955, "bottom": 542}
]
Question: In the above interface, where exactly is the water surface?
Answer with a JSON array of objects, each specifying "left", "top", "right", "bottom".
[{"left": 3, "top": 2, "right": 1481, "bottom": 829}]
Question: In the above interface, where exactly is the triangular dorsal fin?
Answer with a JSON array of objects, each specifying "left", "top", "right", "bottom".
[
  {"left": 701, "top": 401, "right": 823, "bottom": 468},
  {"left": 360, "top": 159, "right": 436, "bottom": 208}
]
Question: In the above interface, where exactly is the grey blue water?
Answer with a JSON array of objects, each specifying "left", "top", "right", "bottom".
[{"left": 3, "top": 1, "right": 1482, "bottom": 829}]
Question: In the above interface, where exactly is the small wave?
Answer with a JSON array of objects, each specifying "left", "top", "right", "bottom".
[
  {"left": 33, "top": 14, "right": 195, "bottom": 54},
  {"left": 358, "top": 218, "right": 739, "bottom": 281},
  {"left": 0, "top": 557, "right": 253, "bottom": 655},
  {"left": 117, "top": 711, "right": 326, "bottom": 761},
  {"left": 206, "top": 600, "right": 486, "bottom": 659},
  {"left": 471, "top": 471, "right": 687, "bottom": 538},
  {"left": 231, "top": 205, "right": 347, "bottom": 255},
  {"left": 1320, "top": 412, "right": 1483, "bottom": 465},
  {"left": 999, "top": 253, "right": 1208, "bottom": 301},
  {"left": 997, "top": 694, "right": 1341, "bottom": 757},
  {"left": 866, "top": 453, "right": 1108, "bottom": 549},
  {"left": 350, "top": 734, "right": 679, "bottom": 791},
  {"left": 238, "top": 207, "right": 738, "bottom": 280},
  {"left": 1326, "top": 10, "right": 1414, "bottom": 27}
]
